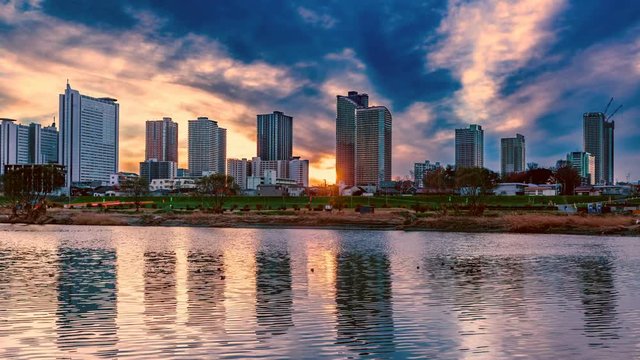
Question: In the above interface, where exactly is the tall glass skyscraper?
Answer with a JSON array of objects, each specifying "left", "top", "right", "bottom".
[
  {"left": 257, "top": 111, "right": 292, "bottom": 161},
  {"left": 336, "top": 91, "right": 368, "bottom": 186},
  {"left": 583, "top": 112, "right": 614, "bottom": 184},
  {"left": 59, "top": 82, "right": 119, "bottom": 190},
  {"left": 145, "top": 117, "right": 178, "bottom": 163},
  {"left": 455, "top": 124, "right": 484, "bottom": 168},
  {"left": 188, "top": 117, "right": 226, "bottom": 177},
  {"left": 355, "top": 106, "right": 392, "bottom": 187},
  {"left": 0, "top": 118, "right": 59, "bottom": 175},
  {"left": 500, "top": 134, "right": 525, "bottom": 176}
]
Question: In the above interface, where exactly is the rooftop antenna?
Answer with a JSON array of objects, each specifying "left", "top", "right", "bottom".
[{"left": 52, "top": 116, "right": 56, "bottom": 127}]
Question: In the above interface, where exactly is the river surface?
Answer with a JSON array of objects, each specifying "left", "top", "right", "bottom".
[{"left": 0, "top": 225, "right": 639, "bottom": 359}]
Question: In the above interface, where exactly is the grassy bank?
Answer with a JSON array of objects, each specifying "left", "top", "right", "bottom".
[
  {"left": 2, "top": 207, "right": 638, "bottom": 236},
  {"left": 28, "top": 194, "right": 626, "bottom": 211}
]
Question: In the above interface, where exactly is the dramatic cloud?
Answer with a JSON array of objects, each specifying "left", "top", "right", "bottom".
[{"left": 1, "top": 0, "right": 639, "bottom": 182}]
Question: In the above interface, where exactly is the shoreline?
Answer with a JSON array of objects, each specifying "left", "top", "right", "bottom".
[{"left": 1, "top": 208, "right": 639, "bottom": 236}]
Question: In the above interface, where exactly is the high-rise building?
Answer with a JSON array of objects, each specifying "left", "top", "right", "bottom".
[
  {"left": 355, "top": 106, "right": 392, "bottom": 187},
  {"left": 583, "top": 112, "right": 614, "bottom": 184},
  {"left": 0, "top": 118, "right": 17, "bottom": 175},
  {"left": 15, "top": 124, "right": 31, "bottom": 164},
  {"left": 41, "top": 122, "right": 58, "bottom": 164},
  {"left": 336, "top": 91, "right": 369, "bottom": 186},
  {"left": 145, "top": 117, "right": 178, "bottom": 163},
  {"left": 414, "top": 160, "right": 442, "bottom": 188},
  {"left": 500, "top": 134, "right": 525, "bottom": 176},
  {"left": 289, "top": 156, "right": 309, "bottom": 187},
  {"left": 455, "top": 124, "right": 484, "bottom": 168},
  {"left": 227, "top": 158, "right": 251, "bottom": 190},
  {"left": 139, "top": 159, "right": 177, "bottom": 183},
  {"left": 59, "top": 82, "right": 119, "bottom": 190},
  {"left": 257, "top": 111, "right": 293, "bottom": 161},
  {"left": 188, "top": 117, "right": 226, "bottom": 177},
  {"left": 567, "top": 151, "right": 595, "bottom": 185},
  {"left": 1, "top": 118, "right": 59, "bottom": 175}
]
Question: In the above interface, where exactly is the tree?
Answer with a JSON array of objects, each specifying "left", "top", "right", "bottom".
[
  {"left": 455, "top": 167, "right": 499, "bottom": 195},
  {"left": 554, "top": 166, "right": 581, "bottom": 195},
  {"left": 525, "top": 168, "right": 554, "bottom": 184},
  {"left": 120, "top": 177, "right": 148, "bottom": 212},
  {"left": 196, "top": 173, "right": 239, "bottom": 212},
  {"left": 454, "top": 167, "right": 499, "bottom": 215},
  {"left": 2, "top": 164, "right": 66, "bottom": 222},
  {"left": 424, "top": 166, "right": 456, "bottom": 193}
]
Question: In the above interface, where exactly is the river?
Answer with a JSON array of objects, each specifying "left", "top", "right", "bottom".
[{"left": 0, "top": 225, "right": 639, "bottom": 359}]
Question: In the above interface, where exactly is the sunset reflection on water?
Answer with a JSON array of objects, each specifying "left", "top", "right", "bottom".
[{"left": 0, "top": 225, "right": 639, "bottom": 359}]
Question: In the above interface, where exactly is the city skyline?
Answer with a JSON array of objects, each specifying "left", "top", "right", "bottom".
[{"left": 1, "top": 2, "right": 639, "bottom": 184}]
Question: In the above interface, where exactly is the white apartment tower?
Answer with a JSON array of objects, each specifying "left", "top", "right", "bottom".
[{"left": 59, "top": 82, "right": 119, "bottom": 190}]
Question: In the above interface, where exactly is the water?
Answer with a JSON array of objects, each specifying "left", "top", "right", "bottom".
[{"left": 1, "top": 225, "right": 639, "bottom": 359}]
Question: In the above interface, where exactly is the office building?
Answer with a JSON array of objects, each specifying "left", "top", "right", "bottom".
[
  {"left": 40, "top": 122, "right": 59, "bottom": 164},
  {"left": 583, "top": 112, "right": 614, "bottom": 184},
  {"left": 414, "top": 160, "right": 442, "bottom": 188},
  {"left": 567, "top": 151, "right": 596, "bottom": 185},
  {"left": 227, "top": 158, "right": 251, "bottom": 190},
  {"left": 139, "top": 159, "right": 177, "bottom": 183},
  {"left": 501, "top": 134, "right": 525, "bottom": 176},
  {"left": 455, "top": 124, "right": 484, "bottom": 168},
  {"left": 1, "top": 118, "right": 59, "bottom": 175},
  {"left": 289, "top": 156, "right": 309, "bottom": 187},
  {"left": 355, "top": 106, "right": 392, "bottom": 187},
  {"left": 59, "top": 82, "right": 119, "bottom": 190},
  {"left": 145, "top": 117, "right": 178, "bottom": 163},
  {"left": 336, "top": 91, "right": 369, "bottom": 186},
  {"left": 177, "top": 168, "right": 190, "bottom": 178},
  {"left": 188, "top": 117, "right": 226, "bottom": 177},
  {"left": 257, "top": 111, "right": 292, "bottom": 161}
]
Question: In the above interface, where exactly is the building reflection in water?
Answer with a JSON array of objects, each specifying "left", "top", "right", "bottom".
[
  {"left": 335, "top": 243, "right": 395, "bottom": 357},
  {"left": 187, "top": 250, "right": 225, "bottom": 333},
  {"left": 144, "top": 251, "right": 177, "bottom": 338},
  {"left": 576, "top": 255, "right": 619, "bottom": 343},
  {"left": 56, "top": 248, "right": 118, "bottom": 358},
  {"left": 255, "top": 249, "right": 293, "bottom": 338}
]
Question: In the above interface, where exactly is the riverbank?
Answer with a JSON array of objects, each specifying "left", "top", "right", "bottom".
[{"left": 1, "top": 208, "right": 639, "bottom": 236}]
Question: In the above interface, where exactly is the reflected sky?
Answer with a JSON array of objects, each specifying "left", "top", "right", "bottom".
[{"left": 0, "top": 225, "right": 639, "bottom": 359}]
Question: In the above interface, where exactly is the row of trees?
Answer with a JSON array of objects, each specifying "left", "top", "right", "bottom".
[
  {"left": 121, "top": 173, "right": 240, "bottom": 212},
  {"left": 1, "top": 165, "right": 66, "bottom": 221},
  {"left": 424, "top": 165, "right": 582, "bottom": 196}
]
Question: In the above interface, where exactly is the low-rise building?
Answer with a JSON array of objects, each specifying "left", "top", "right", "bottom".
[
  {"left": 109, "top": 172, "right": 139, "bottom": 187},
  {"left": 149, "top": 178, "right": 196, "bottom": 192},
  {"left": 524, "top": 184, "right": 560, "bottom": 196},
  {"left": 494, "top": 183, "right": 527, "bottom": 196}
]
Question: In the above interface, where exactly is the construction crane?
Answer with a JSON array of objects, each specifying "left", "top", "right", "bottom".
[
  {"left": 603, "top": 97, "right": 614, "bottom": 115},
  {"left": 606, "top": 104, "right": 623, "bottom": 121}
]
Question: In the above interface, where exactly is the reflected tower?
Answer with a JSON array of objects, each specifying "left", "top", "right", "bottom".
[
  {"left": 255, "top": 250, "right": 293, "bottom": 337},
  {"left": 335, "top": 250, "right": 395, "bottom": 356},
  {"left": 56, "top": 248, "right": 118, "bottom": 358}
]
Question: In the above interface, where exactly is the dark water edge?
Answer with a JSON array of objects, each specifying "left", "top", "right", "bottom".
[{"left": 1, "top": 226, "right": 640, "bottom": 359}]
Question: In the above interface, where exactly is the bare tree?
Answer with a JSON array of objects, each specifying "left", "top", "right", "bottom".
[{"left": 2, "top": 164, "right": 65, "bottom": 222}]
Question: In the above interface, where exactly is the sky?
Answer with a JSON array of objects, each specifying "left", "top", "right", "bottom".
[{"left": 0, "top": 0, "right": 639, "bottom": 185}]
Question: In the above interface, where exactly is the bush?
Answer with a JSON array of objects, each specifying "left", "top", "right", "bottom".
[
  {"left": 256, "top": 204, "right": 263, "bottom": 211},
  {"left": 242, "top": 205, "right": 251, "bottom": 212}
]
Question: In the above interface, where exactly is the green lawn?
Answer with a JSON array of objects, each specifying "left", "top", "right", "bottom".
[{"left": 18, "top": 194, "right": 623, "bottom": 211}]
